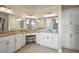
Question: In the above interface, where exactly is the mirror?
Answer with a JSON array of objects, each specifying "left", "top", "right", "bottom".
[
  {"left": 23, "top": 18, "right": 37, "bottom": 29},
  {"left": 45, "top": 17, "right": 58, "bottom": 33}
]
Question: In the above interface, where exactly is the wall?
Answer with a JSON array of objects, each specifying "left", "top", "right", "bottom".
[{"left": 37, "top": 19, "right": 45, "bottom": 28}]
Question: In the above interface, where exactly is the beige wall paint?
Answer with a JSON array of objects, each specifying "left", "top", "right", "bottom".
[{"left": 37, "top": 19, "right": 45, "bottom": 28}]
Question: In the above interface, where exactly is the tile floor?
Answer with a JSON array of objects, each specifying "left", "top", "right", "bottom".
[{"left": 16, "top": 43, "right": 79, "bottom": 53}]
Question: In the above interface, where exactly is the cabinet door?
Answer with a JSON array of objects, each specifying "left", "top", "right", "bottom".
[
  {"left": 70, "top": 31, "right": 79, "bottom": 50},
  {"left": 70, "top": 8, "right": 79, "bottom": 26},
  {"left": 45, "top": 34, "right": 53, "bottom": 48},
  {"left": 0, "top": 37, "right": 8, "bottom": 53},
  {"left": 62, "top": 9, "right": 71, "bottom": 27},
  {"left": 7, "top": 35, "right": 16, "bottom": 53},
  {"left": 52, "top": 34, "right": 58, "bottom": 49},
  {"left": 36, "top": 33, "right": 45, "bottom": 45},
  {"left": 62, "top": 31, "right": 71, "bottom": 49},
  {"left": 16, "top": 34, "right": 22, "bottom": 50},
  {"left": 36, "top": 34, "right": 40, "bottom": 44},
  {"left": 0, "top": 40, "right": 8, "bottom": 53},
  {"left": 46, "top": 34, "right": 58, "bottom": 49},
  {"left": 20, "top": 34, "right": 25, "bottom": 46},
  {"left": 16, "top": 34, "right": 25, "bottom": 50},
  {"left": 40, "top": 33, "right": 49, "bottom": 46}
]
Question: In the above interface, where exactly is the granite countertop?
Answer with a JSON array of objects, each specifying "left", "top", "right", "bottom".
[
  {"left": 0, "top": 31, "right": 37, "bottom": 37},
  {"left": 0, "top": 32, "right": 17, "bottom": 37},
  {"left": 25, "top": 33, "right": 37, "bottom": 35}
]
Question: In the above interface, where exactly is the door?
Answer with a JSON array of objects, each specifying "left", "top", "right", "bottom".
[{"left": 70, "top": 31, "right": 79, "bottom": 50}]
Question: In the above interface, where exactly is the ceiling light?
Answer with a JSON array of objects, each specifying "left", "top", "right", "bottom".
[{"left": 0, "top": 7, "right": 13, "bottom": 14}]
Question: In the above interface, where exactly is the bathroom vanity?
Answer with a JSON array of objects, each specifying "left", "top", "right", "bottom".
[{"left": 36, "top": 33, "right": 59, "bottom": 50}]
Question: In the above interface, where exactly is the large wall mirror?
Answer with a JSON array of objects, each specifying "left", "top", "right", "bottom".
[
  {"left": 45, "top": 17, "right": 58, "bottom": 33},
  {"left": 23, "top": 18, "right": 37, "bottom": 29}
]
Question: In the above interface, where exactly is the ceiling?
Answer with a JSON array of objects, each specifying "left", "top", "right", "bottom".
[
  {"left": 18, "top": 5, "right": 59, "bottom": 17},
  {"left": 5, "top": 5, "right": 60, "bottom": 17},
  {"left": 18, "top": 5, "right": 58, "bottom": 10}
]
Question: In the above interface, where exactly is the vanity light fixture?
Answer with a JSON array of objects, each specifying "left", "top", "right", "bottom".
[
  {"left": 16, "top": 18, "right": 22, "bottom": 21},
  {"left": 25, "top": 15, "right": 37, "bottom": 18},
  {"left": 43, "top": 13, "right": 57, "bottom": 17}
]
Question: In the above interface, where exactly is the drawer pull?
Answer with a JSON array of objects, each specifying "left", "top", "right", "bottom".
[{"left": 70, "top": 34, "right": 72, "bottom": 37}]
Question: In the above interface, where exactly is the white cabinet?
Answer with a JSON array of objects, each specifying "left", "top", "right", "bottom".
[
  {"left": 36, "top": 33, "right": 58, "bottom": 49},
  {"left": 0, "top": 38, "right": 8, "bottom": 53},
  {"left": 62, "top": 7, "right": 79, "bottom": 50},
  {"left": 0, "top": 35, "right": 16, "bottom": 53},
  {"left": 0, "top": 34, "right": 26, "bottom": 53},
  {"left": 16, "top": 34, "right": 25, "bottom": 50},
  {"left": 70, "top": 31, "right": 79, "bottom": 50},
  {"left": 62, "top": 31, "right": 71, "bottom": 49},
  {"left": 62, "top": 8, "right": 79, "bottom": 27},
  {"left": 62, "top": 9, "right": 71, "bottom": 27},
  {"left": 52, "top": 34, "right": 58, "bottom": 49},
  {"left": 7, "top": 35, "right": 16, "bottom": 53},
  {"left": 36, "top": 33, "right": 45, "bottom": 46},
  {"left": 70, "top": 8, "right": 79, "bottom": 26}
]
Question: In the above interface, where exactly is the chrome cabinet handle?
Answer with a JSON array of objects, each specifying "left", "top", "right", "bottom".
[
  {"left": 6, "top": 41, "right": 9, "bottom": 45},
  {"left": 52, "top": 37, "right": 53, "bottom": 40},
  {"left": 47, "top": 36, "right": 49, "bottom": 39},
  {"left": 70, "top": 34, "right": 72, "bottom": 37}
]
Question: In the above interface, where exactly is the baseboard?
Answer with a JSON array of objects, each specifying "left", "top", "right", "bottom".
[{"left": 62, "top": 47, "right": 79, "bottom": 52}]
